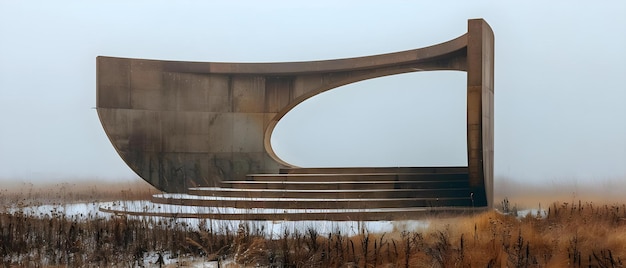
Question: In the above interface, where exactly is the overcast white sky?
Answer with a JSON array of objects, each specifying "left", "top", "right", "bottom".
[{"left": 0, "top": 1, "right": 624, "bottom": 186}]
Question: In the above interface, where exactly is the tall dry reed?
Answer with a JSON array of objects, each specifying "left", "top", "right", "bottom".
[{"left": 2, "top": 182, "right": 626, "bottom": 267}]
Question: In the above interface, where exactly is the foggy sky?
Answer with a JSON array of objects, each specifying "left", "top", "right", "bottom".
[{"left": 0, "top": 1, "right": 625, "bottom": 185}]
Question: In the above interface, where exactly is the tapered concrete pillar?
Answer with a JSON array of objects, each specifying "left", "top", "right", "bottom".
[{"left": 466, "top": 19, "right": 495, "bottom": 207}]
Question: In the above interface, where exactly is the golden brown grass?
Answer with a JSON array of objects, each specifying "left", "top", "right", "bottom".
[
  {"left": 1, "top": 180, "right": 626, "bottom": 267},
  {"left": 495, "top": 177, "right": 626, "bottom": 209},
  {"left": 211, "top": 202, "right": 625, "bottom": 267},
  {"left": 420, "top": 202, "right": 626, "bottom": 267},
  {"left": 0, "top": 180, "right": 156, "bottom": 210}
]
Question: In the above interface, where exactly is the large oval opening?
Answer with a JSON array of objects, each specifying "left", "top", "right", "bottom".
[{"left": 271, "top": 71, "right": 467, "bottom": 167}]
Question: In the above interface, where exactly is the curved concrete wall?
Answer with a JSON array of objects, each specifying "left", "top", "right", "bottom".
[{"left": 96, "top": 19, "right": 493, "bottom": 207}]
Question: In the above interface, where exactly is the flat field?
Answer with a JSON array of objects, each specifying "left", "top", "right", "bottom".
[{"left": 1, "top": 179, "right": 625, "bottom": 267}]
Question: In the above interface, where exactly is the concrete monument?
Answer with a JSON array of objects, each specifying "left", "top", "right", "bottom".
[{"left": 97, "top": 18, "right": 494, "bottom": 214}]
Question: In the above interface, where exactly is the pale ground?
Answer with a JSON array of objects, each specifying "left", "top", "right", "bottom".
[
  {"left": 494, "top": 177, "right": 626, "bottom": 209},
  {"left": 1, "top": 180, "right": 431, "bottom": 267},
  {"left": 2, "top": 177, "right": 624, "bottom": 266}
]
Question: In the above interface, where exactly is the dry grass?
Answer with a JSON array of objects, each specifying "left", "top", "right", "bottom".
[
  {"left": 0, "top": 180, "right": 156, "bottom": 209},
  {"left": 422, "top": 202, "right": 626, "bottom": 267},
  {"left": 1, "top": 180, "right": 626, "bottom": 267},
  {"left": 201, "top": 203, "right": 626, "bottom": 267},
  {"left": 495, "top": 177, "right": 626, "bottom": 209}
]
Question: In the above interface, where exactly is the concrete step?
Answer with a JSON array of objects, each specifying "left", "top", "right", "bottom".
[
  {"left": 279, "top": 167, "right": 468, "bottom": 174},
  {"left": 221, "top": 180, "right": 470, "bottom": 190},
  {"left": 102, "top": 166, "right": 482, "bottom": 221},
  {"left": 151, "top": 194, "right": 475, "bottom": 209},
  {"left": 245, "top": 173, "right": 468, "bottom": 182},
  {"left": 188, "top": 187, "right": 472, "bottom": 199},
  {"left": 99, "top": 203, "right": 487, "bottom": 221}
]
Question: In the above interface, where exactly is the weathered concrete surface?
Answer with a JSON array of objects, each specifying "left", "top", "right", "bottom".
[{"left": 96, "top": 19, "right": 494, "bottom": 208}]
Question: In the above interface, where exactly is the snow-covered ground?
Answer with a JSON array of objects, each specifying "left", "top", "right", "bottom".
[
  {"left": 9, "top": 199, "right": 545, "bottom": 238},
  {"left": 5, "top": 199, "right": 437, "bottom": 267},
  {"left": 10, "top": 200, "right": 431, "bottom": 237},
  {"left": 5, "top": 199, "right": 546, "bottom": 267}
]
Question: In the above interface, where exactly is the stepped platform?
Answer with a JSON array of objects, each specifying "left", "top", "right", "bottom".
[{"left": 102, "top": 167, "right": 485, "bottom": 220}]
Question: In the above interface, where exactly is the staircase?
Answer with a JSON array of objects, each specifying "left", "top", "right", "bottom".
[{"left": 103, "top": 167, "right": 484, "bottom": 221}]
